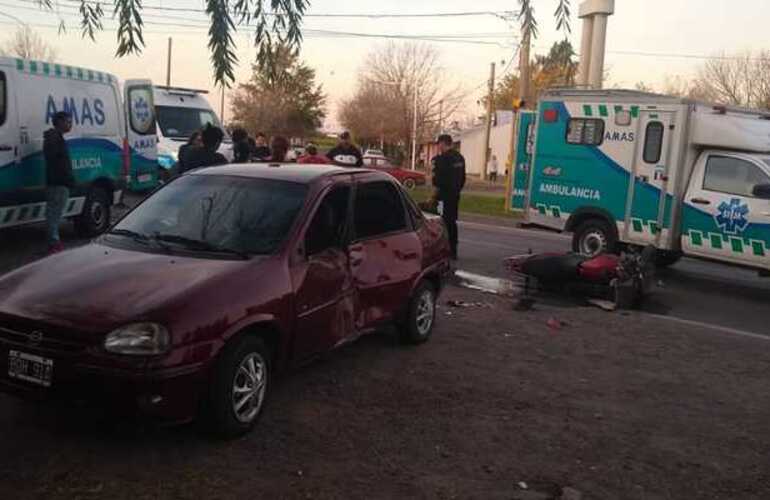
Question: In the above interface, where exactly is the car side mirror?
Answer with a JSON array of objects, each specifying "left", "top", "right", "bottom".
[{"left": 752, "top": 183, "right": 770, "bottom": 199}]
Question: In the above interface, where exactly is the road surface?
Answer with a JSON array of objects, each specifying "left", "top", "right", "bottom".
[{"left": 456, "top": 218, "right": 770, "bottom": 336}]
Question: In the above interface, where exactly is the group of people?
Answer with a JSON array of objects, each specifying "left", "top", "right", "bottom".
[
  {"left": 42, "top": 111, "right": 466, "bottom": 261},
  {"left": 175, "top": 126, "right": 366, "bottom": 174}
]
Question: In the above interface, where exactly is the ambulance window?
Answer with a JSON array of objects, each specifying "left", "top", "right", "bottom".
[
  {"left": 566, "top": 118, "right": 604, "bottom": 145},
  {"left": 643, "top": 122, "right": 664, "bottom": 163},
  {"left": 703, "top": 156, "right": 770, "bottom": 197},
  {"left": 0, "top": 72, "right": 6, "bottom": 127}
]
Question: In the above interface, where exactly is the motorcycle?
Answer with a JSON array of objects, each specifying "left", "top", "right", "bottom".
[{"left": 504, "top": 246, "right": 657, "bottom": 309}]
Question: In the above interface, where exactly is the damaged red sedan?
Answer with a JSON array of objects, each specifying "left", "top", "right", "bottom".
[{"left": 0, "top": 165, "right": 450, "bottom": 436}]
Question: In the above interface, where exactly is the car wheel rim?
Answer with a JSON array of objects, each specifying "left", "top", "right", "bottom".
[
  {"left": 232, "top": 352, "right": 267, "bottom": 424},
  {"left": 404, "top": 179, "right": 416, "bottom": 190},
  {"left": 415, "top": 289, "right": 435, "bottom": 336},
  {"left": 91, "top": 201, "right": 106, "bottom": 226},
  {"left": 580, "top": 230, "right": 607, "bottom": 257}
]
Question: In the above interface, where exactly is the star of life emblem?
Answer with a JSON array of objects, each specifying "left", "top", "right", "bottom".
[{"left": 715, "top": 198, "right": 749, "bottom": 235}]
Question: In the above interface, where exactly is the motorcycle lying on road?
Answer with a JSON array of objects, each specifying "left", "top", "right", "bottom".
[{"left": 504, "top": 246, "right": 658, "bottom": 309}]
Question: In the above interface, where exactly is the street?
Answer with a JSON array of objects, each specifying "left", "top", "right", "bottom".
[{"left": 456, "top": 216, "right": 770, "bottom": 337}]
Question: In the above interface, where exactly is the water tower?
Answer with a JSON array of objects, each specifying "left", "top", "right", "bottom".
[{"left": 576, "top": 0, "right": 615, "bottom": 89}]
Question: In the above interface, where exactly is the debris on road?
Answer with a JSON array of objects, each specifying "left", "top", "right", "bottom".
[
  {"left": 546, "top": 318, "right": 567, "bottom": 330},
  {"left": 513, "top": 296, "right": 537, "bottom": 311},
  {"left": 587, "top": 298, "right": 617, "bottom": 311},
  {"left": 446, "top": 299, "right": 492, "bottom": 308},
  {"left": 518, "top": 481, "right": 529, "bottom": 489}
]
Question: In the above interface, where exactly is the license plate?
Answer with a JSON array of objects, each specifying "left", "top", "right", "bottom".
[
  {"left": 137, "top": 174, "right": 152, "bottom": 183},
  {"left": 8, "top": 350, "right": 53, "bottom": 387}
]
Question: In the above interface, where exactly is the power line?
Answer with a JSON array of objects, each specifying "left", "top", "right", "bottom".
[{"left": 15, "top": 0, "right": 515, "bottom": 19}]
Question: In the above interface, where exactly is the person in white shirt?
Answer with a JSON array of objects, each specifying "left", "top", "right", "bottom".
[{"left": 487, "top": 155, "right": 499, "bottom": 183}]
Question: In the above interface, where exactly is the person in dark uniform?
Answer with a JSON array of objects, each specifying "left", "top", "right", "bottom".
[
  {"left": 251, "top": 132, "right": 271, "bottom": 161},
  {"left": 180, "top": 124, "right": 228, "bottom": 172},
  {"left": 431, "top": 134, "right": 466, "bottom": 260},
  {"left": 231, "top": 127, "right": 251, "bottom": 163}
]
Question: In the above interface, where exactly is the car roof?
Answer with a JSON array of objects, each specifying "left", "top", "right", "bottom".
[{"left": 190, "top": 163, "right": 377, "bottom": 184}]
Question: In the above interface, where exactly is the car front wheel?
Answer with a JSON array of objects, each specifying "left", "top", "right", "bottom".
[
  {"left": 399, "top": 281, "right": 437, "bottom": 344},
  {"left": 403, "top": 178, "right": 417, "bottom": 190},
  {"left": 206, "top": 336, "right": 270, "bottom": 438}
]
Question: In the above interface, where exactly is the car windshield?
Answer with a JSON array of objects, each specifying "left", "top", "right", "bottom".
[
  {"left": 156, "top": 105, "right": 220, "bottom": 139},
  {"left": 111, "top": 175, "right": 307, "bottom": 256}
]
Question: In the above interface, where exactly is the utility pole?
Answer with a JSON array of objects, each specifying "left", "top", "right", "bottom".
[
  {"left": 481, "top": 62, "right": 496, "bottom": 180},
  {"left": 165, "top": 37, "right": 172, "bottom": 86},
  {"left": 519, "top": 29, "right": 531, "bottom": 108},
  {"left": 220, "top": 85, "right": 225, "bottom": 124},
  {"left": 410, "top": 87, "right": 418, "bottom": 170}
]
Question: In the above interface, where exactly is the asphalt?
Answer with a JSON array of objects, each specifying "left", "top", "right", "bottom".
[{"left": 455, "top": 217, "right": 770, "bottom": 336}]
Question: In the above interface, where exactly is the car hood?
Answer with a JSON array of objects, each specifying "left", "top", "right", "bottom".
[{"left": 0, "top": 243, "right": 255, "bottom": 332}]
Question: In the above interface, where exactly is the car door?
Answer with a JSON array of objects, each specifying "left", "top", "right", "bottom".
[
  {"left": 682, "top": 153, "right": 770, "bottom": 269},
  {"left": 292, "top": 183, "right": 357, "bottom": 361},
  {"left": 348, "top": 178, "right": 422, "bottom": 328},
  {"left": 624, "top": 110, "right": 676, "bottom": 245},
  {"left": 0, "top": 69, "right": 16, "bottom": 171}
]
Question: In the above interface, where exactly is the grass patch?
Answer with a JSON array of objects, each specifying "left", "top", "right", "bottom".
[{"left": 409, "top": 187, "right": 520, "bottom": 219}]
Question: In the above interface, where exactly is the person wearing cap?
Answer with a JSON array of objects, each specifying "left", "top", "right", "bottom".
[
  {"left": 298, "top": 144, "right": 331, "bottom": 165},
  {"left": 431, "top": 134, "right": 466, "bottom": 260},
  {"left": 326, "top": 131, "right": 363, "bottom": 167}
]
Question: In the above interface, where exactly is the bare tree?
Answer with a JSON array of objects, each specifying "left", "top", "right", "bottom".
[
  {"left": 0, "top": 26, "right": 58, "bottom": 62},
  {"left": 693, "top": 51, "right": 770, "bottom": 109},
  {"left": 339, "top": 43, "right": 464, "bottom": 160}
]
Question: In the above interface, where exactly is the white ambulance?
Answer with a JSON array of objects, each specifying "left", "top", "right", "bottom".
[
  {"left": 153, "top": 85, "right": 232, "bottom": 177},
  {"left": 518, "top": 89, "right": 770, "bottom": 273},
  {"left": 0, "top": 57, "right": 156, "bottom": 235}
]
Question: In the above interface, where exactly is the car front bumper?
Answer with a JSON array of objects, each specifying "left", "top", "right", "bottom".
[{"left": 0, "top": 337, "right": 208, "bottom": 423}]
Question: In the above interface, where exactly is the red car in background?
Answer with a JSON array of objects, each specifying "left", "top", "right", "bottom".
[
  {"left": 362, "top": 155, "right": 427, "bottom": 190},
  {"left": 0, "top": 165, "right": 450, "bottom": 437}
]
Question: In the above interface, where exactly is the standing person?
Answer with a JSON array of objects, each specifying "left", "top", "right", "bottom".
[
  {"left": 487, "top": 154, "right": 499, "bottom": 183},
  {"left": 181, "top": 124, "right": 228, "bottom": 172},
  {"left": 431, "top": 134, "right": 466, "bottom": 260},
  {"left": 177, "top": 130, "right": 202, "bottom": 174},
  {"left": 251, "top": 132, "right": 271, "bottom": 161},
  {"left": 297, "top": 144, "right": 330, "bottom": 165},
  {"left": 326, "top": 131, "right": 363, "bottom": 167},
  {"left": 43, "top": 111, "right": 75, "bottom": 254},
  {"left": 231, "top": 127, "right": 251, "bottom": 163},
  {"left": 254, "top": 135, "right": 290, "bottom": 163}
]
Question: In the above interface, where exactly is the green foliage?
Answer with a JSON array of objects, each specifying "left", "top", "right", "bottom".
[
  {"left": 78, "top": 1, "right": 104, "bottom": 42},
  {"left": 114, "top": 0, "right": 144, "bottom": 57}
]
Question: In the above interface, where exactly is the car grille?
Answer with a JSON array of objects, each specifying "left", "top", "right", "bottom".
[{"left": 0, "top": 319, "right": 93, "bottom": 354}]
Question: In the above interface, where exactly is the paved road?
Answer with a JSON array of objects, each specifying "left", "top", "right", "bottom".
[{"left": 455, "top": 218, "right": 770, "bottom": 336}]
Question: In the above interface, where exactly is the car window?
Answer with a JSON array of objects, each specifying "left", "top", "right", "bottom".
[
  {"left": 112, "top": 175, "right": 307, "bottom": 255},
  {"left": 643, "top": 121, "right": 664, "bottom": 164},
  {"left": 399, "top": 184, "right": 424, "bottom": 229},
  {"left": 354, "top": 181, "right": 407, "bottom": 240},
  {"left": 156, "top": 105, "right": 220, "bottom": 139},
  {"left": 703, "top": 156, "right": 770, "bottom": 197},
  {"left": 305, "top": 186, "right": 351, "bottom": 256}
]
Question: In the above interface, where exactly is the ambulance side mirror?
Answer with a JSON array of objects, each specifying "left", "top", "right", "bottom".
[{"left": 752, "top": 183, "right": 770, "bottom": 200}]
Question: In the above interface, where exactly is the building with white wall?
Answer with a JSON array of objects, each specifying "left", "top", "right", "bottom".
[{"left": 459, "top": 111, "right": 514, "bottom": 176}]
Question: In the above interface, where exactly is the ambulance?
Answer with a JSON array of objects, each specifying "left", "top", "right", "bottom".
[
  {"left": 0, "top": 57, "right": 157, "bottom": 235},
  {"left": 153, "top": 85, "right": 232, "bottom": 178},
  {"left": 515, "top": 89, "right": 770, "bottom": 273}
]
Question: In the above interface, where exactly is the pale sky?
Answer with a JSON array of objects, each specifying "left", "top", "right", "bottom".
[{"left": 2, "top": 0, "right": 770, "bottom": 129}]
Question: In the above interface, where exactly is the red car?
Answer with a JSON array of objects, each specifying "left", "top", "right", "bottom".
[
  {"left": 0, "top": 165, "right": 450, "bottom": 436},
  {"left": 362, "top": 156, "right": 427, "bottom": 190}
]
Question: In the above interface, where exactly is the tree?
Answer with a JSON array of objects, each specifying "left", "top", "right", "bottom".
[
  {"left": 339, "top": 43, "right": 464, "bottom": 160},
  {"left": 692, "top": 52, "right": 770, "bottom": 109},
  {"left": 0, "top": 26, "right": 57, "bottom": 61},
  {"left": 35, "top": 0, "right": 308, "bottom": 86},
  {"left": 229, "top": 47, "right": 326, "bottom": 138},
  {"left": 493, "top": 40, "right": 578, "bottom": 110}
]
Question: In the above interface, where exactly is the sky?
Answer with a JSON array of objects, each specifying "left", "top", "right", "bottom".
[{"left": 2, "top": 0, "right": 770, "bottom": 130}]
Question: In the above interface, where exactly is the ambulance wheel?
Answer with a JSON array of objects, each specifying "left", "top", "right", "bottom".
[
  {"left": 655, "top": 250, "right": 682, "bottom": 268},
  {"left": 572, "top": 219, "right": 617, "bottom": 257},
  {"left": 75, "top": 187, "right": 111, "bottom": 237}
]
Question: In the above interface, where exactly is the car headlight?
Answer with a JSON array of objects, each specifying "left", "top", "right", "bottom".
[
  {"left": 104, "top": 323, "right": 170, "bottom": 355},
  {"left": 158, "top": 154, "right": 176, "bottom": 170}
]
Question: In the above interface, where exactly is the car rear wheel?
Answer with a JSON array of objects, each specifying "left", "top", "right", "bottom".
[
  {"left": 206, "top": 335, "right": 270, "bottom": 438},
  {"left": 74, "top": 186, "right": 111, "bottom": 237},
  {"left": 399, "top": 281, "right": 436, "bottom": 345},
  {"left": 403, "top": 178, "right": 417, "bottom": 190}
]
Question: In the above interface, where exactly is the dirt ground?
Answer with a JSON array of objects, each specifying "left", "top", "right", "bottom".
[{"left": 0, "top": 285, "right": 769, "bottom": 499}]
